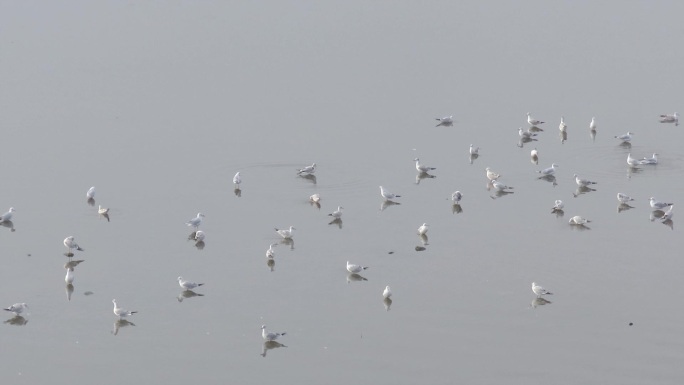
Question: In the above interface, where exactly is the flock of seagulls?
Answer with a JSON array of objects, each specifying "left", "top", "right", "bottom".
[{"left": 3, "top": 110, "right": 679, "bottom": 344}]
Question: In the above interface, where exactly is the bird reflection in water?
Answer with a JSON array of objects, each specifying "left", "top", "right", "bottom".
[
  {"left": 279, "top": 238, "right": 294, "bottom": 250},
  {"left": 298, "top": 174, "right": 317, "bottom": 185},
  {"left": 530, "top": 297, "right": 552, "bottom": 309},
  {"left": 1, "top": 220, "right": 15, "bottom": 232},
  {"left": 64, "top": 259, "right": 85, "bottom": 269},
  {"left": 537, "top": 174, "right": 557, "bottom": 187},
  {"left": 452, "top": 203, "right": 463, "bottom": 214},
  {"left": 177, "top": 290, "right": 205, "bottom": 303},
  {"left": 234, "top": 187, "right": 242, "bottom": 197},
  {"left": 260, "top": 341, "right": 287, "bottom": 357},
  {"left": 267, "top": 258, "right": 275, "bottom": 272},
  {"left": 590, "top": 129, "right": 597, "bottom": 142},
  {"left": 112, "top": 319, "right": 135, "bottom": 336},
  {"left": 560, "top": 131, "right": 567, "bottom": 144},
  {"left": 65, "top": 284, "right": 74, "bottom": 301},
  {"left": 572, "top": 185, "right": 596, "bottom": 198},
  {"left": 380, "top": 200, "right": 400, "bottom": 212},
  {"left": 346, "top": 273, "right": 368, "bottom": 283},
  {"left": 4, "top": 315, "right": 28, "bottom": 326},
  {"left": 617, "top": 203, "right": 635, "bottom": 213},
  {"left": 418, "top": 234, "right": 428, "bottom": 247},
  {"left": 195, "top": 240, "right": 205, "bottom": 250},
  {"left": 383, "top": 297, "right": 393, "bottom": 311},
  {"left": 469, "top": 153, "right": 479, "bottom": 165},
  {"left": 328, "top": 218, "right": 343, "bottom": 229},
  {"left": 87, "top": 197, "right": 95, "bottom": 207},
  {"left": 415, "top": 171, "right": 436, "bottom": 185}
]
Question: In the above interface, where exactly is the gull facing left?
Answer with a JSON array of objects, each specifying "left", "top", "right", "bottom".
[
  {"left": 532, "top": 282, "right": 552, "bottom": 297},
  {"left": 178, "top": 276, "right": 204, "bottom": 290},
  {"left": 346, "top": 261, "right": 369, "bottom": 274},
  {"left": 64, "top": 236, "right": 84, "bottom": 254},
  {"left": 112, "top": 299, "right": 137, "bottom": 319},
  {"left": 261, "top": 325, "right": 286, "bottom": 341},
  {"left": 414, "top": 158, "right": 436, "bottom": 173}
]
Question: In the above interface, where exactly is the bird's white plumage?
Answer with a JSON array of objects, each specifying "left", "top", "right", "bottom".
[
  {"left": 639, "top": 153, "right": 658, "bottom": 165},
  {"left": 589, "top": 117, "right": 597, "bottom": 130},
  {"left": 297, "top": 163, "right": 316, "bottom": 175},
  {"left": 614, "top": 132, "right": 633, "bottom": 142},
  {"left": 538, "top": 163, "right": 558, "bottom": 175},
  {"left": 435, "top": 116, "right": 453, "bottom": 127},
  {"left": 417, "top": 223, "right": 429, "bottom": 235},
  {"left": 178, "top": 276, "right": 204, "bottom": 290},
  {"left": 527, "top": 112, "right": 544, "bottom": 126},
  {"left": 65, "top": 268, "right": 74, "bottom": 284},
  {"left": 266, "top": 243, "right": 277, "bottom": 259},
  {"left": 492, "top": 180, "right": 513, "bottom": 191},
  {"left": 650, "top": 197, "right": 673, "bottom": 210},
  {"left": 86, "top": 186, "right": 96, "bottom": 199},
  {"left": 309, "top": 194, "right": 321, "bottom": 203},
  {"left": 3, "top": 302, "right": 28, "bottom": 316},
  {"left": 552, "top": 200, "right": 564, "bottom": 210},
  {"left": 451, "top": 191, "right": 463, "bottom": 203},
  {"left": 328, "top": 206, "right": 343, "bottom": 219},
  {"left": 379, "top": 186, "right": 401, "bottom": 201},
  {"left": 383, "top": 286, "right": 392, "bottom": 299},
  {"left": 659, "top": 112, "right": 679, "bottom": 126},
  {"left": 559, "top": 116, "right": 567, "bottom": 132},
  {"left": 261, "top": 325, "right": 286, "bottom": 341},
  {"left": 519, "top": 127, "right": 536, "bottom": 139},
  {"left": 414, "top": 158, "right": 436, "bottom": 173},
  {"left": 617, "top": 193, "right": 635, "bottom": 204},
  {"left": 233, "top": 172, "right": 241, "bottom": 186},
  {"left": 112, "top": 299, "right": 136, "bottom": 319},
  {"left": 532, "top": 282, "right": 552, "bottom": 297},
  {"left": 469, "top": 144, "right": 479, "bottom": 155},
  {"left": 186, "top": 213, "right": 205, "bottom": 229},
  {"left": 275, "top": 226, "right": 295, "bottom": 239},
  {"left": 0, "top": 207, "right": 15, "bottom": 222},
  {"left": 569, "top": 215, "right": 591, "bottom": 225},
  {"left": 485, "top": 167, "right": 500, "bottom": 181},
  {"left": 194, "top": 230, "right": 205, "bottom": 242},
  {"left": 346, "top": 261, "right": 368, "bottom": 274},
  {"left": 574, "top": 174, "right": 597, "bottom": 187},
  {"left": 64, "top": 236, "right": 84, "bottom": 253}
]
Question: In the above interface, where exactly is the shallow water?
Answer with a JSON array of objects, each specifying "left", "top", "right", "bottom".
[{"left": 2, "top": 2, "right": 684, "bottom": 384}]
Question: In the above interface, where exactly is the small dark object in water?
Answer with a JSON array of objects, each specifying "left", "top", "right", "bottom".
[
  {"left": 388, "top": 251, "right": 394, "bottom": 254},
  {"left": 629, "top": 322, "right": 633, "bottom": 326},
  {"left": 415, "top": 246, "right": 426, "bottom": 251}
]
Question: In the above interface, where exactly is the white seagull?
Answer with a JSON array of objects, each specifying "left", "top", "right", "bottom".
[
  {"left": 194, "top": 230, "right": 205, "bottom": 242},
  {"left": 451, "top": 191, "right": 463, "bottom": 203},
  {"left": 379, "top": 186, "right": 401, "bottom": 201},
  {"left": 233, "top": 172, "right": 241, "bottom": 187},
  {"left": 98, "top": 205, "right": 109, "bottom": 215},
  {"left": 527, "top": 112, "right": 544, "bottom": 126},
  {"left": 659, "top": 112, "right": 679, "bottom": 126},
  {"left": 538, "top": 163, "right": 558, "bottom": 176},
  {"left": 569, "top": 215, "right": 591, "bottom": 225},
  {"left": 435, "top": 116, "right": 453, "bottom": 127},
  {"left": 86, "top": 186, "right": 96, "bottom": 199},
  {"left": 492, "top": 180, "right": 513, "bottom": 191},
  {"left": 518, "top": 127, "right": 537, "bottom": 139},
  {"left": 186, "top": 213, "right": 205, "bottom": 229},
  {"left": 297, "top": 163, "right": 316, "bottom": 175},
  {"left": 417, "top": 223, "right": 429, "bottom": 236},
  {"left": 614, "top": 132, "right": 633, "bottom": 142},
  {"left": 589, "top": 117, "right": 597, "bottom": 131},
  {"left": 639, "top": 153, "right": 658, "bottom": 165},
  {"left": 485, "top": 167, "right": 501, "bottom": 181},
  {"left": 112, "top": 299, "right": 137, "bottom": 319},
  {"left": 617, "top": 193, "right": 635, "bottom": 204},
  {"left": 346, "top": 261, "right": 369, "bottom": 274},
  {"left": 469, "top": 144, "right": 479, "bottom": 155},
  {"left": 275, "top": 226, "right": 295, "bottom": 239},
  {"left": 266, "top": 243, "right": 277, "bottom": 259},
  {"left": 309, "top": 194, "right": 321, "bottom": 204},
  {"left": 261, "top": 325, "right": 286, "bottom": 341},
  {"left": 626, "top": 153, "right": 640, "bottom": 167},
  {"left": 650, "top": 197, "right": 673, "bottom": 210},
  {"left": 414, "top": 158, "right": 436, "bottom": 173},
  {"left": 574, "top": 174, "right": 597, "bottom": 187},
  {"left": 559, "top": 116, "right": 567, "bottom": 133},
  {"left": 383, "top": 286, "right": 392, "bottom": 299},
  {"left": 552, "top": 200, "right": 564, "bottom": 211},
  {"left": 64, "top": 236, "right": 84, "bottom": 254},
  {"left": 532, "top": 282, "right": 553, "bottom": 297},
  {"left": 3, "top": 303, "right": 28, "bottom": 316},
  {"left": 178, "top": 276, "right": 204, "bottom": 290},
  {"left": 328, "top": 206, "right": 343, "bottom": 219},
  {"left": 0, "top": 207, "right": 15, "bottom": 223},
  {"left": 530, "top": 148, "right": 539, "bottom": 162}
]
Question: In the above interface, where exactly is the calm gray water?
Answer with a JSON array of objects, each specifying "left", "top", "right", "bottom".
[{"left": 2, "top": 2, "right": 684, "bottom": 384}]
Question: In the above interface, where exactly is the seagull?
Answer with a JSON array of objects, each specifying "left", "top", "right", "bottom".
[
  {"left": 518, "top": 127, "right": 537, "bottom": 139},
  {"left": 559, "top": 116, "right": 567, "bottom": 133},
  {"left": 589, "top": 117, "right": 597, "bottom": 131},
  {"left": 328, "top": 206, "right": 343, "bottom": 219},
  {"left": 531, "top": 282, "right": 552, "bottom": 298},
  {"left": 309, "top": 194, "right": 321, "bottom": 204},
  {"left": 639, "top": 153, "right": 658, "bottom": 165},
  {"left": 274, "top": 226, "right": 295, "bottom": 239},
  {"left": 650, "top": 197, "right": 673, "bottom": 210},
  {"left": 0, "top": 207, "right": 15, "bottom": 223},
  {"left": 112, "top": 299, "right": 137, "bottom": 319},
  {"left": 417, "top": 223, "right": 429, "bottom": 236},
  {"left": 65, "top": 268, "right": 74, "bottom": 284},
  {"left": 266, "top": 243, "right": 277, "bottom": 259},
  {"left": 662, "top": 204, "right": 675, "bottom": 221},
  {"left": 98, "top": 205, "right": 109, "bottom": 215},
  {"left": 346, "top": 261, "right": 369, "bottom": 274},
  {"left": 469, "top": 144, "right": 479, "bottom": 155},
  {"left": 86, "top": 186, "right": 96, "bottom": 199},
  {"left": 297, "top": 163, "right": 316, "bottom": 175},
  {"left": 414, "top": 158, "right": 436, "bottom": 173},
  {"left": 186, "top": 213, "right": 205, "bottom": 229},
  {"left": 485, "top": 167, "right": 500, "bottom": 181},
  {"left": 552, "top": 200, "right": 564, "bottom": 211},
  {"left": 617, "top": 193, "right": 635, "bottom": 204},
  {"left": 659, "top": 112, "right": 679, "bottom": 126},
  {"left": 627, "top": 153, "right": 641, "bottom": 167},
  {"left": 527, "top": 112, "right": 544, "bottom": 126},
  {"left": 530, "top": 148, "right": 538, "bottom": 163},
  {"left": 261, "top": 325, "right": 286, "bottom": 341},
  {"left": 383, "top": 286, "right": 392, "bottom": 299},
  {"left": 574, "top": 174, "right": 597, "bottom": 187},
  {"left": 233, "top": 172, "right": 241, "bottom": 187},
  {"left": 3, "top": 303, "right": 28, "bottom": 316},
  {"left": 492, "top": 180, "right": 513, "bottom": 191},
  {"left": 538, "top": 163, "right": 558, "bottom": 176},
  {"left": 194, "top": 230, "right": 205, "bottom": 242},
  {"left": 435, "top": 116, "right": 453, "bottom": 127},
  {"left": 569, "top": 215, "right": 591, "bottom": 225},
  {"left": 379, "top": 186, "right": 401, "bottom": 201},
  {"left": 64, "top": 236, "right": 84, "bottom": 254},
  {"left": 451, "top": 191, "right": 463, "bottom": 203},
  {"left": 178, "top": 276, "right": 204, "bottom": 291},
  {"left": 614, "top": 132, "right": 633, "bottom": 142}
]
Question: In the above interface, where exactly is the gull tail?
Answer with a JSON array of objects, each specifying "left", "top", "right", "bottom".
[
  {"left": 77, "top": 246, "right": 84, "bottom": 251},
  {"left": 395, "top": 195, "right": 401, "bottom": 198},
  {"left": 198, "top": 283, "right": 205, "bottom": 287}
]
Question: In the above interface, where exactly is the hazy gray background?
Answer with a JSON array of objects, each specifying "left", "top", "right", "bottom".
[{"left": 1, "top": 1, "right": 684, "bottom": 384}]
